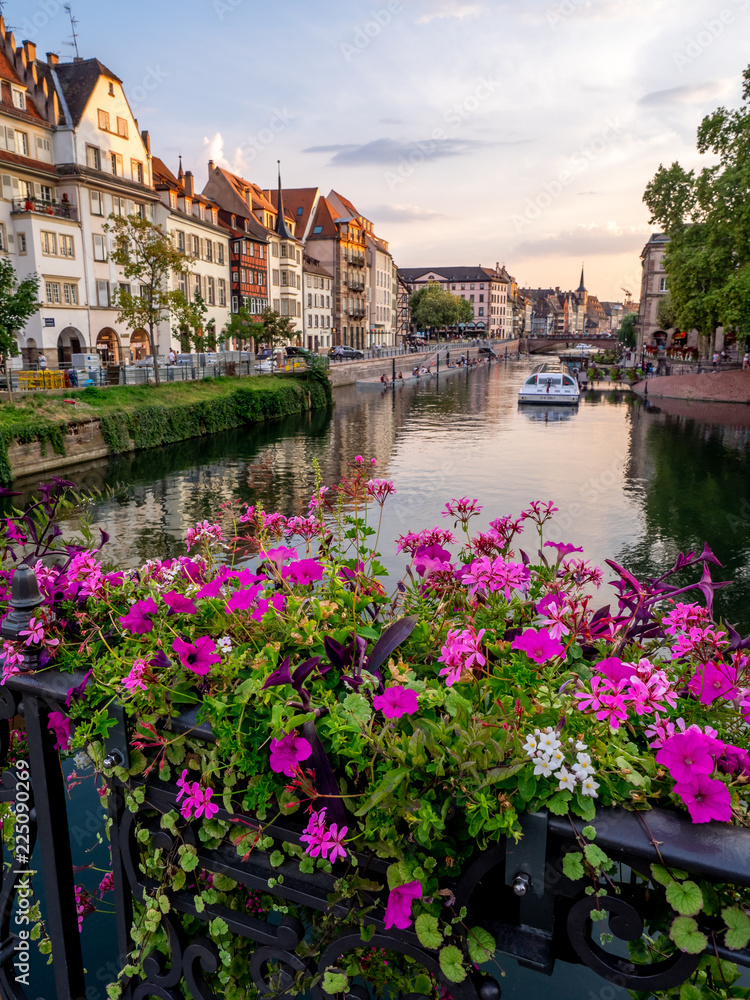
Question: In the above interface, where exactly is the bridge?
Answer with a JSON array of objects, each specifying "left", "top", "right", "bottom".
[{"left": 520, "top": 336, "right": 618, "bottom": 354}]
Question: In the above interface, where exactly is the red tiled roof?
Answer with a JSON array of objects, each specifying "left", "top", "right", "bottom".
[
  {"left": 0, "top": 48, "right": 46, "bottom": 123},
  {"left": 328, "top": 189, "right": 359, "bottom": 218},
  {"left": 0, "top": 147, "right": 56, "bottom": 175},
  {"left": 264, "top": 186, "right": 316, "bottom": 232},
  {"left": 306, "top": 197, "right": 340, "bottom": 240}
]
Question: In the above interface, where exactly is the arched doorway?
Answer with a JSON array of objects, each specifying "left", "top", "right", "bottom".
[
  {"left": 96, "top": 328, "right": 120, "bottom": 365},
  {"left": 22, "top": 338, "right": 38, "bottom": 367},
  {"left": 130, "top": 329, "right": 150, "bottom": 362},
  {"left": 57, "top": 327, "right": 83, "bottom": 366}
]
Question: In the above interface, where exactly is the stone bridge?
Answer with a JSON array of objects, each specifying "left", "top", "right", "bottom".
[{"left": 520, "top": 336, "right": 616, "bottom": 354}]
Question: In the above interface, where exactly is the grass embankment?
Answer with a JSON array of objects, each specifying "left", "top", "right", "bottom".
[{"left": 0, "top": 374, "right": 332, "bottom": 483}]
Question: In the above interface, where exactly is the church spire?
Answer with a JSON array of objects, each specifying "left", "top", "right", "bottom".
[
  {"left": 275, "top": 160, "right": 293, "bottom": 240},
  {"left": 177, "top": 155, "right": 184, "bottom": 182},
  {"left": 577, "top": 263, "right": 586, "bottom": 293}
]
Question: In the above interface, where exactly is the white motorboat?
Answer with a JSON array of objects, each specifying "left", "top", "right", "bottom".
[{"left": 518, "top": 364, "right": 580, "bottom": 405}]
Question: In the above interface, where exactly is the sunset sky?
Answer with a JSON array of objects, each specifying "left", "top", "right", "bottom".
[{"left": 16, "top": 0, "right": 750, "bottom": 299}]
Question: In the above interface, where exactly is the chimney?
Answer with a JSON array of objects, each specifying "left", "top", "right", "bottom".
[
  {"left": 47, "top": 52, "right": 59, "bottom": 66},
  {"left": 141, "top": 129, "right": 150, "bottom": 153},
  {"left": 184, "top": 170, "right": 194, "bottom": 198},
  {"left": 208, "top": 159, "right": 215, "bottom": 175},
  {"left": 74, "top": 56, "right": 83, "bottom": 63},
  {"left": 22, "top": 40, "right": 37, "bottom": 63}
]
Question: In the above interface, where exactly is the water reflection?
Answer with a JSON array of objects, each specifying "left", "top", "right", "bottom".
[{"left": 11, "top": 359, "right": 750, "bottom": 630}]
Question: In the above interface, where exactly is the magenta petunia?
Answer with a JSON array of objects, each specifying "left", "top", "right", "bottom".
[
  {"left": 594, "top": 657, "right": 637, "bottom": 683},
  {"left": 162, "top": 590, "right": 198, "bottom": 615},
  {"left": 195, "top": 578, "right": 224, "bottom": 599},
  {"left": 544, "top": 540, "right": 584, "bottom": 560},
  {"left": 224, "top": 584, "right": 264, "bottom": 614},
  {"left": 119, "top": 597, "right": 159, "bottom": 634},
  {"left": 655, "top": 731, "right": 723, "bottom": 784},
  {"left": 283, "top": 559, "right": 325, "bottom": 586},
  {"left": 269, "top": 731, "right": 313, "bottom": 777},
  {"left": 384, "top": 880, "right": 422, "bottom": 930},
  {"left": 48, "top": 710, "right": 72, "bottom": 751},
  {"left": 672, "top": 773, "right": 732, "bottom": 823},
  {"left": 252, "top": 593, "right": 286, "bottom": 621},
  {"left": 373, "top": 687, "right": 419, "bottom": 719},
  {"left": 511, "top": 628, "right": 565, "bottom": 665},
  {"left": 171, "top": 636, "right": 221, "bottom": 676},
  {"left": 688, "top": 660, "right": 740, "bottom": 705}
]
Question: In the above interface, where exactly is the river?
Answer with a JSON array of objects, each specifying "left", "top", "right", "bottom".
[{"left": 18, "top": 358, "right": 750, "bottom": 999}]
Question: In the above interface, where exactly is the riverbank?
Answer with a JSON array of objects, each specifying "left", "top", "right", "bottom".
[
  {"left": 633, "top": 369, "right": 750, "bottom": 403},
  {"left": 0, "top": 373, "right": 332, "bottom": 483}
]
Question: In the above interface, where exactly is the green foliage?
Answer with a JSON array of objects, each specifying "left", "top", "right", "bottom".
[
  {"left": 665, "top": 880, "right": 704, "bottom": 917},
  {"left": 174, "top": 292, "right": 217, "bottom": 353},
  {"left": 466, "top": 926, "right": 495, "bottom": 965},
  {"left": 223, "top": 305, "right": 265, "bottom": 349},
  {"left": 409, "top": 282, "right": 471, "bottom": 331},
  {"left": 415, "top": 913, "right": 443, "bottom": 950},
  {"left": 439, "top": 944, "right": 467, "bottom": 984},
  {"left": 618, "top": 312, "right": 637, "bottom": 349},
  {"left": 322, "top": 969, "right": 349, "bottom": 994},
  {"left": 670, "top": 916, "right": 709, "bottom": 954},
  {"left": 0, "top": 256, "right": 40, "bottom": 363},
  {"left": 722, "top": 906, "right": 750, "bottom": 950}
]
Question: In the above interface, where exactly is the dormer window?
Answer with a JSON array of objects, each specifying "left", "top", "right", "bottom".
[
  {"left": 230, "top": 215, "right": 236, "bottom": 228},
  {"left": 169, "top": 192, "right": 176, "bottom": 209},
  {"left": 108, "top": 82, "right": 115, "bottom": 96},
  {"left": 11, "top": 88, "right": 26, "bottom": 111},
  {"left": 185, "top": 198, "right": 192, "bottom": 214}
]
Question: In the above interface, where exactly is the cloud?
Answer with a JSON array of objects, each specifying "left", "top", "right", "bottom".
[
  {"left": 303, "top": 136, "right": 489, "bottom": 166},
  {"left": 416, "top": 2, "right": 487, "bottom": 23},
  {"left": 368, "top": 203, "right": 452, "bottom": 222},
  {"left": 639, "top": 79, "right": 734, "bottom": 106},
  {"left": 203, "top": 131, "right": 248, "bottom": 175},
  {"left": 514, "top": 224, "right": 649, "bottom": 259}
]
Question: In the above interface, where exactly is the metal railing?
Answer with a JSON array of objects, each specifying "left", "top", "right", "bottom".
[
  {"left": 0, "top": 565, "right": 748, "bottom": 999},
  {"left": 11, "top": 198, "right": 77, "bottom": 220}
]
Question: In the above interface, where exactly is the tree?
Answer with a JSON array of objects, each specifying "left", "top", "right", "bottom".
[
  {"left": 105, "top": 214, "right": 193, "bottom": 385},
  {"left": 408, "top": 282, "right": 469, "bottom": 333},
  {"left": 618, "top": 313, "right": 637, "bottom": 349},
  {"left": 656, "top": 291, "right": 676, "bottom": 331},
  {"left": 0, "top": 259, "right": 40, "bottom": 401},
  {"left": 174, "top": 293, "right": 218, "bottom": 354},
  {"left": 258, "top": 307, "right": 296, "bottom": 349},
  {"left": 223, "top": 305, "right": 265, "bottom": 352},
  {"left": 643, "top": 65, "right": 750, "bottom": 351}
]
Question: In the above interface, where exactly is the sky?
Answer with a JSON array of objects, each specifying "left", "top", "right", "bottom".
[{"left": 13, "top": 0, "right": 750, "bottom": 300}]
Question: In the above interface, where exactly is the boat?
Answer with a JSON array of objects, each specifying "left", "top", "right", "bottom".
[
  {"left": 517, "top": 403, "right": 578, "bottom": 423},
  {"left": 517, "top": 364, "right": 580, "bottom": 405}
]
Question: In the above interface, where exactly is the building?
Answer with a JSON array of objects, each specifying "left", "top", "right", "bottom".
[
  {"left": 366, "top": 233, "right": 397, "bottom": 346},
  {"left": 398, "top": 265, "right": 510, "bottom": 337},
  {"left": 396, "top": 273, "right": 410, "bottom": 342},
  {"left": 302, "top": 254, "right": 333, "bottom": 351},
  {"left": 637, "top": 233, "right": 671, "bottom": 352},
  {"left": 151, "top": 157, "right": 230, "bottom": 355}
]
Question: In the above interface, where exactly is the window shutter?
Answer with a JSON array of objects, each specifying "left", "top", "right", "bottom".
[
  {"left": 1, "top": 175, "right": 12, "bottom": 199},
  {"left": 5, "top": 127, "right": 15, "bottom": 153}
]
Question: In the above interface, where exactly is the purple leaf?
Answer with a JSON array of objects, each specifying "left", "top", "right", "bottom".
[
  {"left": 65, "top": 670, "right": 93, "bottom": 708},
  {"left": 365, "top": 616, "right": 418, "bottom": 678},
  {"left": 291, "top": 657, "right": 322, "bottom": 687},
  {"left": 263, "top": 656, "right": 293, "bottom": 690},
  {"left": 302, "top": 720, "right": 345, "bottom": 826},
  {"left": 149, "top": 650, "right": 171, "bottom": 670},
  {"left": 323, "top": 636, "right": 351, "bottom": 673}
]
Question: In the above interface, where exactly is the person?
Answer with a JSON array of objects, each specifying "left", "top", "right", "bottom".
[
  {"left": 168, "top": 348, "right": 177, "bottom": 364},
  {"left": 397, "top": 371, "right": 404, "bottom": 381},
  {"left": 743, "top": 352, "right": 749, "bottom": 370},
  {"left": 68, "top": 367, "right": 79, "bottom": 387},
  {"left": 712, "top": 352, "right": 719, "bottom": 368},
  {"left": 38, "top": 354, "right": 47, "bottom": 370}
]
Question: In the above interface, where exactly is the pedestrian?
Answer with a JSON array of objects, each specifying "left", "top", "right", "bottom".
[
  {"left": 38, "top": 354, "right": 47, "bottom": 370},
  {"left": 744, "top": 352, "right": 749, "bottom": 370},
  {"left": 712, "top": 352, "right": 719, "bottom": 368},
  {"left": 168, "top": 348, "right": 177, "bottom": 364}
]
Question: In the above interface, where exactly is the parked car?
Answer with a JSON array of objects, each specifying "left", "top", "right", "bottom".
[
  {"left": 285, "top": 346, "right": 312, "bottom": 358},
  {"left": 328, "top": 346, "right": 364, "bottom": 360}
]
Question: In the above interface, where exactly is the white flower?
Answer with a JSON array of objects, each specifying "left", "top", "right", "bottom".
[
  {"left": 576, "top": 752, "right": 592, "bottom": 767},
  {"left": 573, "top": 761, "right": 596, "bottom": 779},
  {"left": 522, "top": 735, "right": 538, "bottom": 757},
  {"left": 533, "top": 754, "right": 555, "bottom": 777},
  {"left": 217, "top": 636, "right": 233, "bottom": 653},
  {"left": 575, "top": 740, "right": 588, "bottom": 752},
  {"left": 557, "top": 767, "right": 576, "bottom": 792},
  {"left": 580, "top": 776, "right": 600, "bottom": 797},
  {"left": 548, "top": 748, "right": 566, "bottom": 770},
  {"left": 538, "top": 731, "right": 561, "bottom": 753}
]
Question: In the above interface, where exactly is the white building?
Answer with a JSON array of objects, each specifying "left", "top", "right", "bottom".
[
  {"left": 366, "top": 234, "right": 397, "bottom": 347},
  {"left": 152, "top": 157, "right": 231, "bottom": 354},
  {"left": 302, "top": 254, "right": 333, "bottom": 352}
]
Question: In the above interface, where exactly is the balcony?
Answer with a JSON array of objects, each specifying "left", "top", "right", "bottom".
[{"left": 11, "top": 197, "right": 77, "bottom": 221}]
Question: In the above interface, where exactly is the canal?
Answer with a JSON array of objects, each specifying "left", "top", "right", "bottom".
[{"left": 21, "top": 358, "right": 750, "bottom": 999}]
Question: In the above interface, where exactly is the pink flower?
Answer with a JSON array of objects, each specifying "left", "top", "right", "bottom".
[
  {"left": 193, "top": 786, "right": 219, "bottom": 819},
  {"left": 672, "top": 774, "right": 732, "bottom": 823},
  {"left": 688, "top": 660, "right": 740, "bottom": 705},
  {"left": 522, "top": 500, "right": 559, "bottom": 525},
  {"left": 252, "top": 593, "right": 285, "bottom": 621},
  {"left": 99, "top": 872, "right": 114, "bottom": 895},
  {"left": 656, "top": 731, "right": 723, "bottom": 783},
  {"left": 224, "top": 584, "right": 265, "bottom": 614},
  {"left": 186, "top": 520, "right": 224, "bottom": 552},
  {"left": 122, "top": 658, "right": 148, "bottom": 692},
  {"left": 367, "top": 479, "right": 396, "bottom": 505},
  {"left": 171, "top": 636, "right": 221, "bottom": 676},
  {"left": 544, "top": 540, "right": 583, "bottom": 561},
  {"left": 48, "top": 710, "right": 72, "bottom": 751},
  {"left": 262, "top": 545, "right": 298, "bottom": 567},
  {"left": 373, "top": 687, "right": 419, "bottom": 719},
  {"left": 18, "top": 617, "right": 46, "bottom": 646},
  {"left": 511, "top": 628, "right": 564, "bottom": 665},
  {"left": 162, "top": 590, "right": 198, "bottom": 615},
  {"left": 321, "top": 823, "right": 348, "bottom": 863},
  {"left": 462, "top": 556, "right": 530, "bottom": 600},
  {"left": 119, "top": 597, "right": 159, "bottom": 635},
  {"left": 593, "top": 657, "right": 636, "bottom": 682},
  {"left": 283, "top": 559, "right": 325, "bottom": 586},
  {"left": 285, "top": 515, "right": 320, "bottom": 540},
  {"left": 442, "top": 497, "right": 482, "bottom": 524},
  {"left": 671, "top": 626, "right": 728, "bottom": 659},
  {"left": 384, "top": 880, "right": 422, "bottom": 930},
  {"left": 300, "top": 808, "right": 329, "bottom": 857},
  {"left": 396, "top": 527, "right": 455, "bottom": 556},
  {"left": 662, "top": 601, "right": 710, "bottom": 637},
  {"left": 176, "top": 768, "right": 191, "bottom": 803},
  {"left": 535, "top": 594, "right": 570, "bottom": 640},
  {"left": 1, "top": 640, "right": 25, "bottom": 683},
  {"left": 438, "top": 627, "right": 486, "bottom": 686},
  {"left": 269, "top": 731, "right": 313, "bottom": 777}
]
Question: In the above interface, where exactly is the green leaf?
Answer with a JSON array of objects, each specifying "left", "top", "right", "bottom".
[
  {"left": 546, "top": 790, "right": 572, "bottom": 815},
  {"left": 439, "top": 944, "right": 467, "bottom": 984},
  {"left": 414, "top": 974, "right": 432, "bottom": 995},
  {"left": 354, "top": 769, "right": 409, "bottom": 816},
  {"left": 341, "top": 693, "right": 372, "bottom": 723},
  {"left": 209, "top": 917, "right": 229, "bottom": 938},
  {"left": 213, "top": 874, "right": 237, "bottom": 892},
  {"left": 322, "top": 969, "right": 349, "bottom": 995},
  {"left": 179, "top": 847, "right": 199, "bottom": 873},
  {"left": 679, "top": 984, "right": 703, "bottom": 1000},
  {"left": 269, "top": 851, "right": 285, "bottom": 868},
  {"left": 415, "top": 913, "right": 443, "bottom": 950},
  {"left": 651, "top": 863, "right": 687, "bottom": 887},
  {"left": 666, "top": 880, "right": 704, "bottom": 917},
  {"left": 194, "top": 895, "right": 205, "bottom": 913},
  {"left": 581, "top": 825, "right": 596, "bottom": 840},
  {"left": 670, "top": 916, "right": 708, "bottom": 955},
  {"left": 466, "top": 926, "right": 495, "bottom": 965},
  {"left": 157, "top": 894, "right": 170, "bottom": 914},
  {"left": 722, "top": 906, "right": 750, "bottom": 951},
  {"left": 583, "top": 844, "right": 611, "bottom": 871},
  {"left": 562, "top": 851, "right": 585, "bottom": 881}
]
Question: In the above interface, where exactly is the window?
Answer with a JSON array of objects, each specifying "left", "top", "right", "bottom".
[
  {"left": 116, "top": 117, "right": 128, "bottom": 138},
  {"left": 169, "top": 192, "right": 176, "bottom": 209},
  {"left": 90, "top": 190, "right": 104, "bottom": 215},
  {"left": 93, "top": 234, "right": 107, "bottom": 261},
  {"left": 98, "top": 109, "right": 110, "bottom": 131},
  {"left": 63, "top": 283, "right": 79, "bottom": 305},
  {"left": 96, "top": 280, "right": 110, "bottom": 306},
  {"left": 108, "top": 82, "right": 115, "bottom": 96},
  {"left": 112, "top": 196, "right": 125, "bottom": 216},
  {"left": 118, "top": 282, "right": 130, "bottom": 299},
  {"left": 86, "top": 145, "right": 101, "bottom": 170},
  {"left": 35, "top": 136, "right": 52, "bottom": 163},
  {"left": 271, "top": 243, "right": 279, "bottom": 257},
  {"left": 18, "top": 232, "right": 27, "bottom": 255},
  {"left": 231, "top": 295, "right": 239, "bottom": 313},
  {"left": 659, "top": 277, "right": 668, "bottom": 292},
  {"left": 240, "top": 268, "right": 246, "bottom": 283},
  {"left": 205, "top": 241, "right": 213, "bottom": 262},
  {"left": 479, "top": 294, "right": 484, "bottom": 303},
  {"left": 41, "top": 231, "right": 57, "bottom": 255},
  {"left": 16, "top": 131, "right": 28, "bottom": 157},
  {"left": 60, "top": 234, "right": 74, "bottom": 257},
  {"left": 281, "top": 270, "right": 290, "bottom": 286},
  {"left": 11, "top": 89, "right": 26, "bottom": 111},
  {"left": 478, "top": 307, "right": 484, "bottom": 317},
  {"left": 177, "top": 272, "right": 187, "bottom": 295},
  {"left": 135, "top": 203, "right": 145, "bottom": 220},
  {"left": 131, "top": 160, "right": 144, "bottom": 183},
  {"left": 192, "top": 235, "right": 199, "bottom": 258},
  {"left": 0, "top": 222, "right": 5, "bottom": 251},
  {"left": 312, "top": 225, "right": 323, "bottom": 234},
  {"left": 0, "top": 126, "right": 16, "bottom": 153},
  {"left": 38, "top": 184, "right": 53, "bottom": 203},
  {"left": 218, "top": 244, "right": 224, "bottom": 265},
  {"left": 45, "top": 281, "right": 61, "bottom": 303},
  {"left": 218, "top": 279, "right": 226, "bottom": 306},
  {"left": 194, "top": 274, "right": 201, "bottom": 298},
  {"left": 176, "top": 230, "right": 185, "bottom": 252},
  {"left": 258, "top": 245, "right": 264, "bottom": 259},
  {"left": 110, "top": 152, "right": 123, "bottom": 176},
  {"left": 272, "top": 269, "right": 279, "bottom": 286},
  {"left": 232, "top": 270, "right": 239, "bottom": 283},
  {"left": 207, "top": 276, "right": 215, "bottom": 305}
]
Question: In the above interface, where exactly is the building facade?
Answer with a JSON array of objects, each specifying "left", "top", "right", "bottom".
[
  {"left": 399, "top": 265, "right": 510, "bottom": 337},
  {"left": 302, "top": 255, "right": 333, "bottom": 351},
  {"left": 637, "top": 233, "right": 671, "bottom": 352}
]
